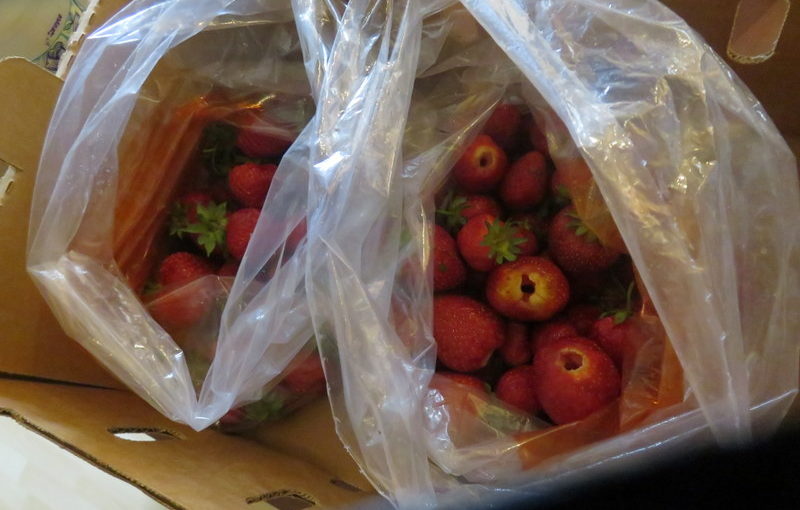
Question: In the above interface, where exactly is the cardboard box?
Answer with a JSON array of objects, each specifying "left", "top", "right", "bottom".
[{"left": 0, "top": 1, "right": 797, "bottom": 508}]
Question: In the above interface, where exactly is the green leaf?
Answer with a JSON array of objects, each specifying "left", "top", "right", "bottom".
[
  {"left": 480, "top": 219, "right": 525, "bottom": 265},
  {"left": 176, "top": 201, "right": 229, "bottom": 256},
  {"left": 243, "top": 391, "right": 287, "bottom": 423},
  {"left": 200, "top": 122, "right": 241, "bottom": 177},
  {"left": 436, "top": 191, "right": 469, "bottom": 231}
]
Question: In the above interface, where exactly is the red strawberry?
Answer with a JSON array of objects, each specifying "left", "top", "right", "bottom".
[
  {"left": 217, "top": 261, "right": 239, "bottom": 277},
  {"left": 534, "top": 336, "right": 620, "bottom": 424},
  {"left": 456, "top": 214, "right": 531, "bottom": 272},
  {"left": 157, "top": 252, "right": 214, "bottom": 287},
  {"left": 496, "top": 365, "right": 540, "bottom": 415},
  {"left": 174, "top": 192, "right": 212, "bottom": 225},
  {"left": 550, "top": 165, "right": 571, "bottom": 203},
  {"left": 499, "top": 322, "right": 532, "bottom": 366},
  {"left": 236, "top": 128, "right": 292, "bottom": 158},
  {"left": 548, "top": 206, "right": 620, "bottom": 274},
  {"left": 499, "top": 151, "right": 548, "bottom": 211},
  {"left": 452, "top": 134, "right": 509, "bottom": 193},
  {"left": 530, "top": 320, "right": 578, "bottom": 354},
  {"left": 528, "top": 118, "right": 549, "bottom": 158},
  {"left": 226, "top": 208, "right": 261, "bottom": 260},
  {"left": 281, "top": 353, "right": 326, "bottom": 395},
  {"left": 148, "top": 286, "right": 211, "bottom": 329},
  {"left": 228, "top": 162, "right": 277, "bottom": 208},
  {"left": 438, "top": 373, "right": 489, "bottom": 393},
  {"left": 566, "top": 304, "right": 601, "bottom": 336},
  {"left": 434, "top": 225, "right": 467, "bottom": 292},
  {"left": 433, "top": 295, "right": 505, "bottom": 373},
  {"left": 510, "top": 212, "right": 549, "bottom": 246},
  {"left": 437, "top": 193, "right": 502, "bottom": 231},
  {"left": 483, "top": 104, "right": 523, "bottom": 151},
  {"left": 590, "top": 316, "right": 634, "bottom": 369},
  {"left": 219, "top": 407, "right": 247, "bottom": 428},
  {"left": 485, "top": 256, "right": 570, "bottom": 322}
]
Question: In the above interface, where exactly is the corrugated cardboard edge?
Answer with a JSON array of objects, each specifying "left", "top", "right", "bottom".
[
  {"left": 0, "top": 378, "right": 372, "bottom": 510},
  {"left": 57, "top": 0, "right": 105, "bottom": 78}
]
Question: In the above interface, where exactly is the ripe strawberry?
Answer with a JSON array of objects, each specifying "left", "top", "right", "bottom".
[
  {"left": 499, "top": 321, "right": 532, "bottom": 366},
  {"left": 452, "top": 134, "right": 509, "bottom": 193},
  {"left": 236, "top": 128, "right": 292, "bottom": 158},
  {"left": 509, "top": 212, "right": 549, "bottom": 246},
  {"left": 228, "top": 162, "right": 277, "bottom": 208},
  {"left": 157, "top": 252, "right": 214, "bottom": 287},
  {"left": 148, "top": 286, "right": 211, "bottom": 329},
  {"left": 438, "top": 373, "right": 489, "bottom": 393},
  {"left": 456, "top": 214, "right": 532, "bottom": 272},
  {"left": 433, "top": 295, "right": 505, "bottom": 373},
  {"left": 565, "top": 304, "right": 601, "bottom": 336},
  {"left": 499, "top": 151, "right": 548, "bottom": 211},
  {"left": 226, "top": 208, "right": 261, "bottom": 260},
  {"left": 485, "top": 256, "right": 570, "bottom": 322},
  {"left": 219, "top": 407, "right": 247, "bottom": 428},
  {"left": 548, "top": 206, "right": 620, "bottom": 274},
  {"left": 281, "top": 353, "right": 326, "bottom": 395},
  {"left": 496, "top": 365, "right": 540, "bottom": 415},
  {"left": 217, "top": 261, "right": 239, "bottom": 277},
  {"left": 172, "top": 192, "right": 212, "bottom": 225},
  {"left": 528, "top": 118, "right": 549, "bottom": 158},
  {"left": 530, "top": 320, "right": 578, "bottom": 354},
  {"left": 483, "top": 104, "right": 523, "bottom": 151},
  {"left": 534, "top": 336, "right": 620, "bottom": 424},
  {"left": 433, "top": 225, "right": 467, "bottom": 292},
  {"left": 436, "top": 192, "right": 502, "bottom": 231},
  {"left": 590, "top": 316, "right": 634, "bottom": 370}
]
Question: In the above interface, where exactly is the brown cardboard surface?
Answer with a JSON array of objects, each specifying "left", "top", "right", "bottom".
[
  {"left": 0, "top": 2, "right": 796, "bottom": 509},
  {"left": 0, "top": 58, "right": 123, "bottom": 389},
  {"left": 0, "top": 378, "right": 372, "bottom": 509}
]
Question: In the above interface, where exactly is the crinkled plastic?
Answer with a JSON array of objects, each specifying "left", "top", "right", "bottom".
[
  {"left": 246, "top": 0, "right": 797, "bottom": 507},
  {"left": 27, "top": 0, "right": 348, "bottom": 429}
]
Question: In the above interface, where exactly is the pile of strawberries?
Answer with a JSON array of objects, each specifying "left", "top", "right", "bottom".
[
  {"left": 139, "top": 116, "right": 325, "bottom": 430},
  {"left": 433, "top": 104, "right": 639, "bottom": 426},
  {"left": 143, "top": 120, "right": 292, "bottom": 328}
]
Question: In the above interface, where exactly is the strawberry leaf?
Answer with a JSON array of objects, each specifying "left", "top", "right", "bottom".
[
  {"left": 169, "top": 202, "right": 189, "bottom": 239},
  {"left": 436, "top": 191, "right": 469, "bottom": 231},
  {"left": 244, "top": 391, "right": 286, "bottom": 422},
  {"left": 200, "top": 122, "right": 245, "bottom": 177},
  {"left": 178, "top": 201, "right": 228, "bottom": 256},
  {"left": 480, "top": 219, "right": 525, "bottom": 265}
]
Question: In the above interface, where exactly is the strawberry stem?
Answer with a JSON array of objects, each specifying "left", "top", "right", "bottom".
[{"left": 480, "top": 219, "right": 525, "bottom": 265}]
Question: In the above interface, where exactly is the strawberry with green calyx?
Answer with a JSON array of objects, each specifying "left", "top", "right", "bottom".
[
  {"left": 591, "top": 282, "right": 638, "bottom": 368},
  {"left": 548, "top": 206, "right": 620, "bottom": 274},
  {"left": 436, "top": 191, "right": 501, "bottom": 232},
  {"left": 173, "top": 201, "right": 229, "bottom": 257},
  {"left": 217, "top": 391, "right": 287, "bottom": 432},
  {"left": 457, "top": 214, "right": 533, "bottom": 272}
]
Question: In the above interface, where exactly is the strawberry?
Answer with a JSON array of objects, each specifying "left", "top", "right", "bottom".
[
  {"left": 436, "top": 192, "right": 502, "bottom": 231},
  {"left": 281, "top": 353, "right": 326, "bottom": 395},
  {"left": 228, "top": 162, "right": 277, "bottom": 208},
  {"left": 483, "top": 104, "right": 523, "bottom": 151},
  {"left": 548, "top": 206, "right": 620, "bottom": 274},
  {"left": 496, "top": 365, "right": 540, "bottom": 415},
  {"left": 200, "top": 122, "right": 242, "bottom": 177},
  {"left": 509, "top": 212, "right": 549, "bottom": 246},
  {"left": 590, "top": 283, "right": 636, "bottom": 368},
  {"left": 148, "top": 286, "right": 211, "bottom": 329},
  {"left": 534, "top": 336, "right": 620, "bottom": 424},
  {"left": 219, "top": 407, "right": 247, "bottom": 428},
  {"left": 590, "top": 316, "right": 634, "bottom": 370},
  {"left": 217, "top": 261, "right": 239, "bottom": 277},
  {"left": 565, "top": 304, "right": 601, "bottom": 336},
  {"left": 433, "top": 295, "right": 505, "bottom": 373},
  {"left": 530, "top": 320, "right": 579, "bottom": 354},
  {"left": 499, "top": 151, "right": 548, "bottom": 211},
  {"left": 433, "top": 225, "right": 467, "bottom": 292},
  {"left": 528, "top": 118, "right": 549, "bottom": 158},
  {"left": 456, "top": 214, "right": 532, "bottom": 272},
  {"left": 172, "top": 200, "right": 228, "bottom": 257},
  {"left": 157, "top": 252, "right": 214, "bottom": 287},
  {"left": 438, "top": 373, "right": 490, "bottom": 393},
  {"left": 549, "top": 166, "right": 571, "bottom": 204},
  {"left": 226, "top": 208, "right": 261, "bottom": 260},
  {"left": 172, "top": 192, "right": 212, "bottom": 225},
  {"left": 452, "top": 134, "right": 509, "bottom": 193},
  {"left": 499, "top": 321, "right": 532, "bottom": 367},
  {"left": 485, "top": 256, "right": 570, "bottom": 322},
  {"left": 236, "top": 128, "right": 292, "bottom": 159}
]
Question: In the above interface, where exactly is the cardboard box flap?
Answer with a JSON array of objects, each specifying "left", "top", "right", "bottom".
[
  {"left": 0, "top": 58, "right": 60, "bottom": 173},
  {"left": 0, "top": 378, "right": 372, "bottom": 510}
]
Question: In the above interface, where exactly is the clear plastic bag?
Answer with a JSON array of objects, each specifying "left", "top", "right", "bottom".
[
  {"left": 251, "top": 0, "right": 797, "bottom": 507},
  {"left": 27, "top": 0, "right": 347, "bottom": 430}
]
